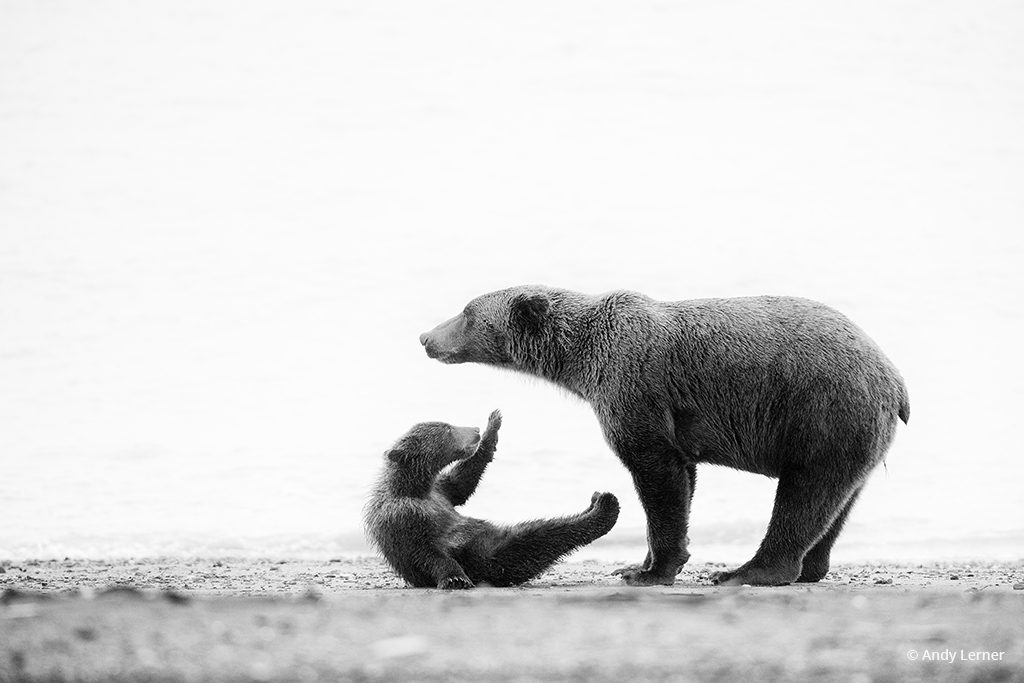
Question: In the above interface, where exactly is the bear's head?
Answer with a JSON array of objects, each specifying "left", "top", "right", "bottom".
[
  {"left": 418, "top": 286, "right": 559, "bottom": 368},
  {"left": 385, "top": 420, "right": 481, "bottom": 476}
]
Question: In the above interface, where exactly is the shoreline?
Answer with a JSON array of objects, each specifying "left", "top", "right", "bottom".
[
  {"left": 3, "top": 557, "right": 1024, "bottom": 594},
  {"left": 2, "top": 559, "right": 1023, "bottom": 681}
]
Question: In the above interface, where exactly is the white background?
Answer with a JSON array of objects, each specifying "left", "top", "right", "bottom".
[{"left": 1, "top": 0, "right": 1021, "bottom": 562}]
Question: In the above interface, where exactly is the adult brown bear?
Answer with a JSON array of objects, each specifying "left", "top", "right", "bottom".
[{"left": 419, "top": 286, "right": 909, "bottom": 587}]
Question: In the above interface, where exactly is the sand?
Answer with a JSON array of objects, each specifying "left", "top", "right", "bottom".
[{"left": 1, "top": 558, "right": 1023, "bottom": 681}]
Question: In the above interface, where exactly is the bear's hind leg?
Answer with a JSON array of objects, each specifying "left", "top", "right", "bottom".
[
  {"left": 796, "top": 486, "right": 862, "bottom": 582},
  {"left": 711, "top": 468, "right": 862, "bottom": 587},
  {"left": 471, "top": 492, "right": 620, "bottom": 586}
]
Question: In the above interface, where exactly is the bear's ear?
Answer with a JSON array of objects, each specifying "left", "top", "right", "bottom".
[{"left": 511, "top": 292, "right": 550, "bottom": 334}]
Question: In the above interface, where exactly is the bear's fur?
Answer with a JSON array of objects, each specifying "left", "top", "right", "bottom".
[
  {"left": 364, "top": 410, "right": 620, "bottom": 588},
  {"left": 419, "top": 287, "right": 910, "bottom": 586}
]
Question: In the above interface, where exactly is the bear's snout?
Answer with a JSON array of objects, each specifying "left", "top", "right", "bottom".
[
  {"left": 420, "top": 313, "right": 479, "bottom": 364},
  {"left": 419, "top": 332, "right": 442, "bottom": 360},
  {"left": 419, "top": 331, "right": 438, "bottom": 357}
]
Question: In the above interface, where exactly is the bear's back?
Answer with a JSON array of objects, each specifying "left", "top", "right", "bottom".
[
  {"left": 634, "top": 295, "right": 908, "bottom": 469},
  {"left": 656, "top": 295, "right": 903, "bottom": 386}
]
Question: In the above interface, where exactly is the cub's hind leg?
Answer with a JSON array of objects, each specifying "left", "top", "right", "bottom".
[{"left": 462, "top": 492, "right": 620, "bottom": 587}]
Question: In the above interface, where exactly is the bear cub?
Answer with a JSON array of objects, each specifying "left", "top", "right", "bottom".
[{"left": 365, "top": 410, "right": 619, "bottom": 588}]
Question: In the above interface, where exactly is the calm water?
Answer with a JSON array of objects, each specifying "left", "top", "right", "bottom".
[{"left": 1, "top": 1, "right": 1022, "bottom": 562}]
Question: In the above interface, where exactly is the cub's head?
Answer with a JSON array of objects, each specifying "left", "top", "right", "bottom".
[
  {"left": 385, "top": 421, "right": 481, "bottom": 474},
  {"left": 418, "top": 285, "right": 556, "bottom": 366}
]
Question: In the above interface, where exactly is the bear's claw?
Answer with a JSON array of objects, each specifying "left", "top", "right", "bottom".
[
  {"left": 611, "top": 562, "right": 647, "bottom": 577},
  {"left": 438, "top": 575, "right": 474, "bottom": 590}
]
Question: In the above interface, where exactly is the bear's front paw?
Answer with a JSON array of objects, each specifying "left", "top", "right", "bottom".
[
  {"left": 611, "top": 562, "right": 648, "bottom": 577},
  {"left": 611, "top": 551, "right": 652, "bottom": 577},
  {"left": 619, "top": 568, "right": 676, "bottom": 587},
  {"left": 438, "top": 575, "right": 474, "bottom": 590}
]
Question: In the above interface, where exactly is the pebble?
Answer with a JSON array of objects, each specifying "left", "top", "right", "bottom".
[
  {"left": 874, "top": 578, "right": 893, "bottom": 585},
  {"left": 1013, "top": 583, "right": 1024, "bottom": 591},
  {"left": 163, "top": 590, "right": 191, "bottom": 605}
]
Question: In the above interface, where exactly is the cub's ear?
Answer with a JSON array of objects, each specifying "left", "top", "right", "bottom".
[
  {"left": 385, "top": 436, "right": 415, "bottom": 464},
  {"left": 511, "top": 293, "right": 550, "bottom": 334}
]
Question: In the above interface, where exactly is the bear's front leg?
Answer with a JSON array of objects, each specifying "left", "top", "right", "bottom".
[{"left": 615, "top": 450, "right": 691, "bottom": 587}]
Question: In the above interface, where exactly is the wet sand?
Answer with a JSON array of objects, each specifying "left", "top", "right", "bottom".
[{"left": 2, "top": 558, "right": 1023, "bottom": 681}]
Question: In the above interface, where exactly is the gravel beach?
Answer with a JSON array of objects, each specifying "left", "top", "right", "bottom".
[{"left": 2, "top": 558, "right": 1022, "bottom": 681}]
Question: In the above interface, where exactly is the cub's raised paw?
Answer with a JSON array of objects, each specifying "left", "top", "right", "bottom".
[
  {"left": 438, "top": 575, "right": 474, "bottom": 590},
  {"left": 481, "top": 410, "right": 502, "bottom": 444}
]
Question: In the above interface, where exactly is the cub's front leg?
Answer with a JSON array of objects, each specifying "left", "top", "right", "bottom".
[
  {"left": 435, "top": 410, "right": 503, "bottom": 507},
  {"left": 424, "top": 553, "right": 474, "bottom": 590}
]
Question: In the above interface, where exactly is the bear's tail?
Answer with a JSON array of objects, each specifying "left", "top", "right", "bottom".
[{"left": 897, "top": 383, "right": 910, "bottom": 424}]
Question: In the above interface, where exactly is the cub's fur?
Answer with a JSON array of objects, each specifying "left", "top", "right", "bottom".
[{"left": 364, "top": 410, "right": 619, "bottom": 588}]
